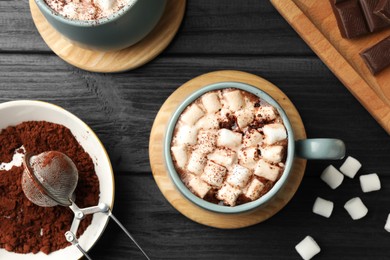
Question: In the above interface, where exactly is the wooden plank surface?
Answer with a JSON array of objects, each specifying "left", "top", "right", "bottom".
[{"left": 1, "top": 0, "right": 390, "bottom": 259}]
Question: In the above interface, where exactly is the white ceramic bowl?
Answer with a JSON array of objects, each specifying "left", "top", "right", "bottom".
[{"left": 0, "top": 100, "right": 114, "bottom": 260}]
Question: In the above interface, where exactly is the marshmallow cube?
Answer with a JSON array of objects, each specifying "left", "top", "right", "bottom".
[
  {"left": 226, "top": 164, "right": 251, "bottom": 189},
  {"left": 238, "top": 147, "right": 259, "bottom": 168},
  {"left": 235, "top": 108, "right": 254, "bottom": 129},
  {"left": 181, "top": 104, "right": 205, "bottom": 126},
  {"left": 196, "top": 130, "right": 217, "bottom": 154},
  {"left": 254, "top": 159, "right": 280, "bottom": 182},
  {"left": 201, "top": 161, "right": 227, "bottom": 188},
  {"left": 217, "top": 129, "right": 242, "bottom": 149},
  {"left": 312, "top": 197, "right": 334, "bottom": 218},
  {"left": 261, "top": 145, "right": 284, "bottom": 163},
  {"left": 263, "top": 123, "right": 287, "bottom": 145},
  {"left": 320, "top": 165, "right": 344, "bottom": 189},
  {"left": 243, "top": 129, "right": 263, "bottom": 147},
  {"left": 245, "top": 178, "right": 265, "bottom": 201},
  {"left": 385, "top": 214, "right": 390, "bottom": 232},
  {"left": 256, "top": 106, "right": 277, "bottom": 121},
  {"left": 224, "top": 90, "right": 244, "bottom": 111},
  {"left": 188, "top": 175, "right": 211, "bottom": 198},
  {"left": 171, "top": 145, "right": 188, "bottom": 169},
  {"left": 339, "top": 156, "right": 361, "bottom": 179},
  {"left": 207, "top": 148, "right": 237, "bottom": 168},
  {"left": 359, "top": 173, "right": 381, "bottom": 193},
  {"left": 216, "top": 184, "right": 241, "bottom": 206},
  {"left": 295, "top": 236, "right": 321, "bottom": 260},
  {"left": 187, "top": 150, "right": 207, "bottom": 175},
  {"left": 196, "top": 114, "right": 219, "bottom": 130},
  {"left": 96, "top": 0, "right": 115, "bottom": 10},
  {"left": 201, "top": 92, "right": 221, "bottom": 113},
  {"left": 344, "top": 197, "right": 368, "bottom": 220},
  {"left": 175, "top": 125, "right": 198, "bottom": 146}
]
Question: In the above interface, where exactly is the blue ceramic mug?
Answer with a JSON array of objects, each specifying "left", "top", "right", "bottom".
[
  {"left": 164, "top": 82, "right": 346, "bottom": 214},
  {"left": 35, "top": 0, "right": 167, "bottom": 51}
]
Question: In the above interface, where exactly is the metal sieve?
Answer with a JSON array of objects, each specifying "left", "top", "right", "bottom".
[{"left": 22, "top": 151, "right": 150, "bottom": 260}]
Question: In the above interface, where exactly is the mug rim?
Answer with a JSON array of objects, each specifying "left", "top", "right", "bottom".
[
  {"left": 34, "top": 0, "right": 139, "bottom": 27},
  {"left": 164, "top": 81, "right": 295, "bottom": 214}
]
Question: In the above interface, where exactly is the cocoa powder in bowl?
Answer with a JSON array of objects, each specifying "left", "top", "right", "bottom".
[{"left": 0, "top": 121, "right": 100, "bottom": 254}]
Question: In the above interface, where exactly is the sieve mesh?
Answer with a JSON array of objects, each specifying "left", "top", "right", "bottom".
[{"left": 22, "top": 152, "right": 79, "bottom": 207}]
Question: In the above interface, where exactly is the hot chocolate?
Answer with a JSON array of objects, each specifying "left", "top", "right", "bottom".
[
  {"left": 44, "top": 0, "right": 136, "bottom": 20},
  {"left": 170, "top": 88, "right": 288, "bottom": 207}
]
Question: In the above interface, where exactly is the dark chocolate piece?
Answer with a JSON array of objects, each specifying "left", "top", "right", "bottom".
[
  {"left": 360, "top": 0, "right": 390, "bottom": 32},
  {"left": 330, "top": 0, "right": 370, "bottom": 38},
  {"left": 360, "top": 36, "right": 390, "bottom": 74},
  {"left": 374, "top": 0, "right": 390, "bottom": 22}
]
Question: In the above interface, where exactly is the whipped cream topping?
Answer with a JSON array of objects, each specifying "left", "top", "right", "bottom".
[
  {"left": 44, "top": 0, "right": 136, "bottom": 21},
  {"left": 170, "top": 88, "right": 288, "bottom": 206}
]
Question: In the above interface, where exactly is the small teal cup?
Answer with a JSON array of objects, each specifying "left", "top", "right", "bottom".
[
  {"left": 35, "top": 0, "right": 167, "bottom": 51},
  {"left": 164, "top": 82, "right": 346, "bottom": 214}
]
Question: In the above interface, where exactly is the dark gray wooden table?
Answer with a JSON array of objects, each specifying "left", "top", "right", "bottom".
[{"left": 1, "top": 0, "right": 390, "bottom": 259}]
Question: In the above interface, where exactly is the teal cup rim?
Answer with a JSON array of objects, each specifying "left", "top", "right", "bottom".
[
  {"left": 164, "top": 82, "right": 295, "bottom": 214},
  {"left": 35, "top": 0, "right": 139, "bottom": 27}
]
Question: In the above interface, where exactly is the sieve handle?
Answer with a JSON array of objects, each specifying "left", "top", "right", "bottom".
[{"left": 65, "top": 231, "right": 92, "bottom": 260}]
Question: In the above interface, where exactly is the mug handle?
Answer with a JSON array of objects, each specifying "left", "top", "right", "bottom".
[{"left": 295, "top": 138, "right": 346, "bottom": 160}]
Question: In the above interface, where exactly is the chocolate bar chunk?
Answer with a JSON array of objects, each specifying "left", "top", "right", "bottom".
[
  {"left": 360, "top": 36, "right": 390, "bottom": 74},
  {"left": 360, "top": 0, "right": 390, "bottom": 32},
  {"left": 330, "top": 0, "right": 370, "bottom": 38},
  {"left": 374, "top": 0, "right": 390, "bottom": 22}
]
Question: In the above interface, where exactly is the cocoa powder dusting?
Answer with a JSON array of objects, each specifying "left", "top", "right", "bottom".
[{"left": 0, "top": 121, "right": 100, "bottom": 254}]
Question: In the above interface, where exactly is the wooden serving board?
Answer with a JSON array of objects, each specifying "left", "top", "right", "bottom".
[
  {"left": 271, "top": 0, "right": 390, "bottom": 134},
  {"left": 149, "top": 70, "right": 307, "bottom": 229},
  {"left": 29, "top": 0, "right": 186, "bottom": 73}
]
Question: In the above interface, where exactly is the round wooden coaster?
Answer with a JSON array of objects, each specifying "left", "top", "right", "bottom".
[
  {"left": 149, "top": 70, "right": 307, "bottom": 229},
  {"left": 29, "top": 0, "right": 186, "bottom": 73}
]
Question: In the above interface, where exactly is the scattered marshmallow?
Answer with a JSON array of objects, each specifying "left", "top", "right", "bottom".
[
  {"left": 235, "top": 108, "right": 254, "bottom": 129},
  {"left": 385, "top": 214, "right": 390, "bottom": 232},
  {"left": 216, "top": 183, "right": 241, "bottom": 206},
  {"left": 260, "top": 145, "right": 284, "bottom": 163},
  {"left": 224, "top": 90, "right": 244, "bottom": 111},
  {"left": 320, "top": 165, "right": 344, "bottom": 189},
  {"left": 175, "top": 125, "right": 198, "bottom": 145},
  {"left": 226, "top": 164, "right": 251, "bottom": 189},
  {"left": 217, "top": 129, "right": 242, "bottom": 149},
  {"left": 187, "top": 175, "right": 211, "bottom": 199},
  {"left": 359, "top": 173, "right": 381, "bottom": 193},
  {"left": 344, "top": 197, "right": 368, "bottom": 220},
  {"left": 263, "top": 123, "right": 287, "bottom": 145},
  {"left": 339, "top": 156, "right": 361, "bottom": 179},
  {"left": 181, "top": 104, "right": 205, "bottom": 126},
  {"left": 201, "top": 161, "right": 227, "bottom": 188},
  {"left": 295, "top": 236, "right": 321, "bottom": 260},
  {"left": 170, "top": 145, "right": 188, "bottom": 169},
  {"left": 312, "top": 197, "right": 334, "bottom": 218},
  {"left": 245, "top": 178, "right": 264, "bottom": 201},
  {"left": 187, "top": 149, "right": 207, "bottom": 175},
  {"left": 254, "top": 159, "right": 280, "bottom": 182},
  {"left": 207, "top": 148, "right": 237, "bottom": 168},
  {"left": 201, "top": 92, "right": 221, "bottom": 113},
  {"left": 243, "top": 129, "right": 263, "bottom": 148},
  {"left": 256, "top": 105, "right": 277, "bottom": 121}
]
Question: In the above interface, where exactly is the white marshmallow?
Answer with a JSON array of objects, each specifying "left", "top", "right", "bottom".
[
  {"left": 245, "top": 178, "right": 264, "bottom": 201},
  {"left": 339, "top": 156, "right": 361, "bottom": 179},
  {"left": 295, "top": 236, "right": 321, "bottom": 260},
  {"left": 254, "top": 159, "right": 280, "bottom": 182},
  {"left": 226, "top": 164, "right": 251, "bottom": 189},
  {"left": 217, "top": 129, "right": 242, "bottom": 149},
  {"left": 243, "top": 129, "right": 263, "bottom": 148},
  {"left": 216, "top": 184, "right": 241, "bottom": 206},
  {"left": 238, "top": 147, "right": 259, "bottom": 169},
  {"left": 196, "top": 114, "right": 219, "bottom": 130},
  {"left": 201, "top": 161, "right": 227, "bottom": 188},
  {"left": 196, "top": 130, "right": 217, "bottom": 154},
  {"left": 312, "top": 197, "right": 334, "bottom": 218},
  {"left": 187, "top": 149, "right": 207, "bottom": 175},
  {"left": 207, "top": 148, "right": 237, "bottom": 168},
  {"left": 95, "top": 0, "right": 115, "bottom": 10},
  {"left": 181, "top": 104, "right": 205, "bottom": 126},
  {"left": 175, "top": 125, "right": 198, "bottom": 146},
  {"left": 170, "top": 145, "right": 188, "bottom": 169},
  {"left": 62, "top": 3, "right": 78, "bottom": 19},
  {"left": 344, "top": 197, "right": 368, "bottom": 220},
  {"left": 260, "top": 145, "right": 284, "bottom": 163},
  {"left": 201, "top": 92, "right": 221, "bottom": 113},
  {"left": 235, "top": 108, "right": 254, "bottom": 129},
  {"left": 385, "top": 213, "right": 390, "bottom": 232},
  {"left": 263, "top": 123, "right": 287, "bottom": 145},
  {"left": 320, "top": 165, "right": 344, "bottom": 189},
  {"left": 188, "top": 175, "right": 211, "bottom": 198},
  {"left": 359, "top": 173, "right": 381, "bottom": 193},
  {"left": 224, "top": 90, "right": 244, "bottom": 111},
  {"left": 256, "top": 106, "right": 277, "bottom": 121}
]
